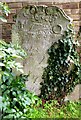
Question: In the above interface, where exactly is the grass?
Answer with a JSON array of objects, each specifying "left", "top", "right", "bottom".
[{"left": 24, "top": 100, "right": 81, "bottom": 119}]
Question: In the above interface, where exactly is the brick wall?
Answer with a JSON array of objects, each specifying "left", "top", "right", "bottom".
[
  {"left": 0, "top": 0, "right": 81, "bottom": 3},
  {"left": 1, "top": 1, "right": 81, "bottom": 59}
]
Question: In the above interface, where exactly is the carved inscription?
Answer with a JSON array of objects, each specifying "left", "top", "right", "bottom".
[{"left": 12, "top": 6, "right": 71, "bottom": 95}]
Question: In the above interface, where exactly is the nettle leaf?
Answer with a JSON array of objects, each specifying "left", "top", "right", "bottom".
[
  {"left": 0, "top": 16, "right": 7, "bottom": 22},
  {"left": 12, "top": 54, "right": 22, "bottom": 58},
  {"left": 0, "top": 40, "right": 7, "bottom": 45},
  {"left": 0, "top": 51, "right": 4, "bottom": 58},
  {"left": 6, "top": 108, "right": 16, "bottom": 113},
  {"left": 12, "top": 91, "right": 16, "bottom": 96},
  {"left": 18, "top": 69, "right": 24, "bottom": 73},
  {"left": 0, "top": 96, "right": 3, "bottom": 110},
  {"left": 0, "top": 62, "right": 5, "bottom": 66},
  {"left": 6, "top": 61, "right": 15, "bottom": 68},
  {"left": 0, "top": 40, "right": 37, "bottom": 119},
  {"left": 15, "top": 62, "right": 23, "bottom": 68}
]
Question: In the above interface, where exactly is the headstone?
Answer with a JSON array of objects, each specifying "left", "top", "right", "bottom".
[{"left": 12, "top": 6, "right": 72, "bottom": 95}]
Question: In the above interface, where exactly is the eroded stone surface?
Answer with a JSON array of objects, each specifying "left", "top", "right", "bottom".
[
  {"left": 66, "top": 84, "right": 81, "bottom": 101},
  {"left": 12, "top": 6, "right": 72, "bottom": 95}
]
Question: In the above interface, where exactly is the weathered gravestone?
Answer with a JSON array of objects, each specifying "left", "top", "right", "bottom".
[{"left": 12, "top": 6, "right": 72, "bottom": 95}]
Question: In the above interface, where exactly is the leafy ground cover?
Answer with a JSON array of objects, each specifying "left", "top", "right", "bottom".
[
  {"left": 0, "top": 40, "right": 80, "bottom": 119},
  {"left": 24, "top": 100, "right": 81, "bottom": 119},
  {"left": 0, "top": 40, "right": 38, "bottom": 119}
]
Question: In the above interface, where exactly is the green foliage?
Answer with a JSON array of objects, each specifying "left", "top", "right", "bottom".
[
  {"left": 0, "top": 40, "right": 38, "bottom": 119},
  {"left": 24, "top": 98, "right": 47, "bottom": 118},
  {"left": 40, "top": 27, "right": 80, "bottom": 103},
  {"left": 24, "top": 100, "right": 80, "bottom": 119},
  {"left": 43, "top": 100, "right": 80, "bottom": 118},
  {"left": 0, "top": 2, "right": 10, "bottom": 22}
]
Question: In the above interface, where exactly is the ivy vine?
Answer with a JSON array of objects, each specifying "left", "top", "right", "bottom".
[{"left": 40, "top": 27, "right": 80, "bottom": 104}]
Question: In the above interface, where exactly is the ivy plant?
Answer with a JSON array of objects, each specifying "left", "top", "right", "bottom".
[
  {"left": 0, "top": 40, "right": 38, "bottom": 119},
  {"left": 40, "top": 27, "right": 80, "bottom": 104},
  {"left": 0, "top": 2, "right": 10, "bottom": 22}
]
